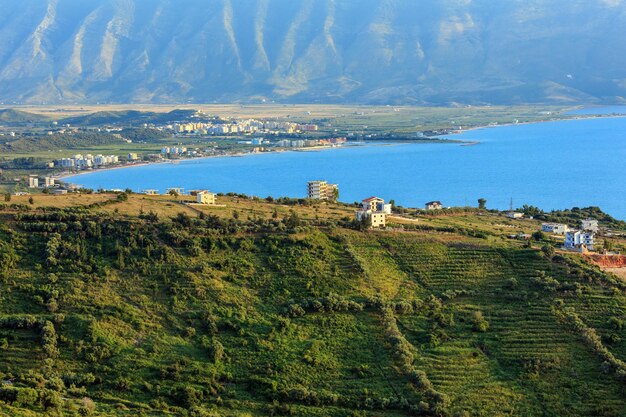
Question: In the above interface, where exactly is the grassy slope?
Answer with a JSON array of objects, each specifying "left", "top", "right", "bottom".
[{"left": 0, "top": 196, "right": 625, "bottom": 416}]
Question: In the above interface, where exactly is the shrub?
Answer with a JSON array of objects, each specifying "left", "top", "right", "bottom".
[{"left": 471, "top": 311, "right": 489, "bottom": 332}]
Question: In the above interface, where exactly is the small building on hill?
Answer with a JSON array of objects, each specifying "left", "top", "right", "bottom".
[
  {"left": 425, "top": 201, "right": 443, "bottom": 210},
  {"left": 581, "top": 218, "right": 599, "bottom": 233},
  {"left": 356, "top": 196, "right": 391, "bottom": 228},
  {"left": 564, "top": 230, "right": 595, "bottom": 251},
  {"left": 506, "top": 212, "right": 524, "bottom": 219},
  {"left": 196, "top": 190, "right": 216, "bottom": 205},
  {"left": 541, "top": 223, "right": 569, "bottom": 235}
]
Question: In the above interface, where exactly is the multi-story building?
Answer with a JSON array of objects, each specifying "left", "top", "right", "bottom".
[
  {"left": 28, "top": 175, "right": 39, "bottom": 188},
  {"left": 356, "top": 197, "right": 392, "bottom": 228},
  {"left": 44, "top": 177, "right": 55, "bottom": 188},
  {"left": 307, "top": 181, "right": 338, "bottom": 201},
  {"left": 127, "top": 153, "right": 139, "bottom": 161},
  {"left": 542, "top": 223, "right": 569, "bottom": 235},
  {"left": 565, "top": 230, "right": 595, "bottom": 251},
  {"left": 581, "top": 218, "right": 599, "bottom": 233}
]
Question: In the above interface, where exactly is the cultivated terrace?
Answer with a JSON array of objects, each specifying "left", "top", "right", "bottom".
[{"left": 1, "top": 193, "right": 626, "bottom": 416}]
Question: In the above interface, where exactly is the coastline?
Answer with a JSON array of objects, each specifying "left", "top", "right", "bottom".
[
  {"left": 60, "top": 143, "right": 366, "bottom": 184},
  {"left": 449, "top": 112, "right": 626, "bottom": 136},
  {"left": 60, "top": 112, "right": 626, "bottom": 185}
]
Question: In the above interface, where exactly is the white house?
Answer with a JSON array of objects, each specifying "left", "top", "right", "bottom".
[
  {"left": 356, "top": 197, "right": 391, "bottom": 228},
  {"left": 425, "top": 201, "right": 443, "bottom": 210},
  {"left": 564, "top": 230, "right": 595, "bottom": 251},
  {"left": 507, "top": 212, "right": 524, "bottom": 219},
  {"left": 196, "top": 190, "right": 216, "bottom": 205},
  {"left": 541, "top": 223, "right": 569, "bottom": 235},
  {"left": 581, "top": 218, "right": 599, "bottom": 233}
]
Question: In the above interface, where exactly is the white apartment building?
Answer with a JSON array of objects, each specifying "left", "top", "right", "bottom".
[
  {"left": 307, "top": 180, "right": 338, "bottom": 201},
  {"left": 28, "top": 175, "right": 39, "bottom": 188},
  {"left": 541, "top": 223, "right": 569, "bottom": 235},
  {"left": 564, "top": 230, "right": 595, "bottom": 251}
]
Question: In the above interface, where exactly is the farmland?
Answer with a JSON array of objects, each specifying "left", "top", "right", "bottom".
[{"left": 1, "top": 194, "right": 626, "bottom": 416}]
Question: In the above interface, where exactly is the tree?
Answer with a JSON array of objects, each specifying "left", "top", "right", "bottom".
[
  {"left": 28, "top": 196, "right": 34, "bottom": 205},
  {"left": 541, "top": 245, "right": 555, "bottom": 258},
  {"left": 532, "top": 231, "right": 545, "bottom": 241},
  {"left": 330, "top": 186, "right": 339, "bottom": 202},
  {"left": 4, "top": 193, "right": 11, "bottom": 202},
  {"left": 41, "top": 390, "right": 62, "bottom": 411},
  {"left": 478, "top": 198, "right": 487, "bottom": 209}
]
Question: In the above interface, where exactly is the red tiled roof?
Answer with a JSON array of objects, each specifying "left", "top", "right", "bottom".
[{"left": 362, "top": 196, "right": 383, "bottom": 202}]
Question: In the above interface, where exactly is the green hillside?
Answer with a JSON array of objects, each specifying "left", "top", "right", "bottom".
[
  {"left": 1, "top": 195, "right": 626, "bottom": 416},
  {"left": 0, "top": 109, "right": 50, "bottom": 125}
]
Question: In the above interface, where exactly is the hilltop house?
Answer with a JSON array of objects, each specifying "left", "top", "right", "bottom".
[
  {"left": 196, "top": 190, "right": 216, "bottom": 205},
  {"left": 356, "top": 197, "right": 392, "bottom": 228},
  {"left": 581, "top": 218, "right": 599, "bottom": 233},
  {"left": 564, "top": 230, "right": 595, "bottom": 252},
  {"left": 541, "top": 223, "right": 569, "bottom": 235},
  {"left": 425, "top": 201, "right": 443, "bottom": 210}
]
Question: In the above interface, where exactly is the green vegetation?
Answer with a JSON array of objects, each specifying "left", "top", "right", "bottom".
[
  {"left": 521, "top": 205, "right": 626, "bottom": 230},
  {"left": 1, "top": 196, "right": 626, "bottom": 416}
]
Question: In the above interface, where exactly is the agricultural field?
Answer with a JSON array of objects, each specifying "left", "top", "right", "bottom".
[{"left": 1, "top": 195, "right": 626, "bottom": 416}]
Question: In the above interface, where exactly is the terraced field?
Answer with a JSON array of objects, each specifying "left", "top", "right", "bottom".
[{"left": 1, "top": 198, "right": 626, "bottom": 416}]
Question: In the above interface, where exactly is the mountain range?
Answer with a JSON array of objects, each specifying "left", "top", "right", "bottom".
[{"left": 1, "top": 0, "right": 625, "bottom": 105}]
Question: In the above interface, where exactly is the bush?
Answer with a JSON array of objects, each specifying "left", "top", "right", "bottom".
[
  {"left": 14, "top": 388, "right": 38, "bottom": 407},
  {"left": 471, "top": 311, "right": 489, "bottom": 332}
]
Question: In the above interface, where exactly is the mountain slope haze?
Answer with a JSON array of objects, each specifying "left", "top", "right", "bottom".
[{"left": 1, "top": 0, "right": 625, "bottom": 104}]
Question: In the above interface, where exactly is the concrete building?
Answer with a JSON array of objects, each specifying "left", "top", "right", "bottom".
[
  {"left": 507, "top": 212, "right": 524, "bottom": 219},
  {"left": 44, "top": 177, "right": 55, "bottom": 188},
  {"left": 541, "top": 223, "right": 569, "bottom": 235},
  {"left": 581, "top": 219, "right": 599, "bottom": 233},
  {"left": 127, "top": 153, "right": 139, "bottom": 161},
  {"left": 565, "top": 230, "right": 595, "bottom": 251},
  {"left": 425, "top": 201, "right": 443, "bottom": 210},
  {"left": 196, "top": 190, "right": 216, "bottom": 205},
  {"left": 28, "top": 175, "right": 39, "bottom": 188},
  {"left": 143, "top": 189, "right": 159, "bottom": 195},
  {"left": 307, "top": 180, "right": 338, "bottom": 201},
  {"left": 356, "top": 197, "right": 391, "bottom": 228}
]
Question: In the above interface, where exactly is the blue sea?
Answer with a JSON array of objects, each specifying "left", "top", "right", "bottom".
[{"left": 66, "top": 116, "right": 626, "bottom": 219}]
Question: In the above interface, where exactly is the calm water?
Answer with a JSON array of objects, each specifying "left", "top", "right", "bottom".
[
  {"left": 66, "top": 117, "right": 626, "bottom": 218},
  {"left": 567, "top": 106, "right": 626, "bottom": 115}
]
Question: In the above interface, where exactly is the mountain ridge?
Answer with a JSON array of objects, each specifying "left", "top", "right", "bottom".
[{"left": 1, "top": 0, "right": 626, "bottom": 105}]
